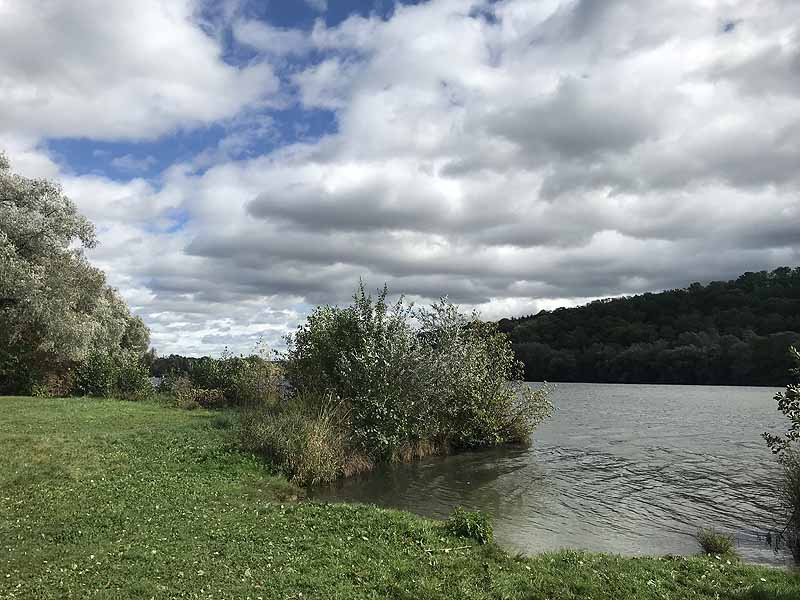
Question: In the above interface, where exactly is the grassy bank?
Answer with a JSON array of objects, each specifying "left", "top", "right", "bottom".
[{"left": 1, "top": 397, "right": 797, "bottom": 599}]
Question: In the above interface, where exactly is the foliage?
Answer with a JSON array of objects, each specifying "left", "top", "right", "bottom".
[
  {"left": 285, "top": 283, "right": 552, "bottom": 463},
  {"left": 763, "top": 347, "right": 800, "bottom": 561},
  {"left": 499, "top": 267, "right": 800, "bottom": 385},
  {"left": 763, "top": 347, "right": 800, "bottom": 456},
  {"left": 114, "top": 350, "right": 153, "bottom": 401},
  {"left": 2, "top": 395, "right": 799, "bottom": 600},
  {"left": 30, "top": 372, "right": 74, "bottom": 398},
  {"left": 72, "top": 348, "right": 153, "bottom": 400},
  {"left": 0, "top": 152, "right": 150, "bottom": 393},
  {"left": 415, "top": 301, "right": 553, "bottom": 449},
  {"left": 696, "top": 529, "right": 737, "bottom": 557},
  {"left": 239, "top": 393, "right": 350, "bottom": 485},
  {"left": 161, "top": 374, "right": 225, "bottom": 410},
  {"left": 156, "top": 341, "right": 281, "bottom": 408},
  {"left": 779, "top": 451, "right": 800, "bottom": 562},
  {"left": 73, "top": 351, "right": 118, "bottom": 397},
  {"left": 445, "top": 507, "right": 494, "bottom": 545}
]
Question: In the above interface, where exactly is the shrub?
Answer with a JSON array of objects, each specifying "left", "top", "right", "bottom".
[
  {"left": 780, "top": 450, "right": 800, "bottom": 561},
  {"left": 166, "top": 375, "right": 225, "bottom": 410},
  {"left": 159, "top": 343, "right": 282, "bottom": 408},
  {"left": 764, "top": 346, "right": 800, "bottom": 561},
  {"left": 696, "top": 529, "right": 736, "bottom": 557},
  {"left": 445, "top": 507, "right": 493, "bottom": 545},
  {"left": 239, "top": 393, "right": 347, "bottom": 485},
  {"left": 30, "top": 371, "right": 74, "bottom": 398},
  {"left": 73, "top": 351, "right": 117, "bottom": 397},
  {"left": 72, "top": 349, "right": 152, "bottom": 400},
  {"left": 228, "top": 352, "right": 283, "bottom": 407},
  {"left": 286, "top": 286, "right": 415, "bottom": 458},
  {"left": 192, "top": 388, "right": 226, "bottom": 409},
  {"left": 209, "top": 412, "right": 236, "bottom": 430},
  {"left": 414, "top": 301, "right": 553, "bottom": 449},
  {"left": 115, "top": 350, "right": 153, "bottom": 401},
  {"left": 285, "top": 283, "right": 553, "bottom": 462}
]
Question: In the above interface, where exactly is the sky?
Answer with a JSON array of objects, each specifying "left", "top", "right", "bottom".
[{"left": 2, "top": 0, "right": 799, "bottom": 356}]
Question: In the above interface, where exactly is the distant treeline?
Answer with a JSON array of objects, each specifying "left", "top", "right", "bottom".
[
  {"left": 149, "top": 354, "right": 282, "bottom": 379},
  {"left": 497, "top": 267, "right": 800, "bottom": 386}
]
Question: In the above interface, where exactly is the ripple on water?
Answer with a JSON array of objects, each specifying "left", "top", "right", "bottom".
[{"left": 313, "top": 383, "right": 792, "bottom": 567}]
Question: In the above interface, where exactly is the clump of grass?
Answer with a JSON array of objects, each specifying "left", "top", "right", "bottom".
[
  {"left": 239, "top": 393, "right": 348, "bottom": 485},
  {"left": 445, "top": 506, "right": 493, "bottom": 545},
  {"left": 391, "top": 439, "right": 448, "bottom": 463},
  {"left": 697, "top": 528, "right": 737, "bottom": 557},
  {"left": 209, "top": 411, "right": 236, "bottom": 430}
]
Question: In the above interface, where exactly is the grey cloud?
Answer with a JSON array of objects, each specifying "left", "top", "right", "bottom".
[
  {"left": 6, "top": 0, "right": 800, "bottom": 357},
  {"left": 711, "top": 33, "right": 800, "bottom": 98},
  {"left": 486, "top": 78, "right": 655, "bottom": 160}
]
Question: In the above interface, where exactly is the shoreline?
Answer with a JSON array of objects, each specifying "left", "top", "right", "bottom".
[{"left": 2, "top": 395, "right": 798, "bottom": 599}]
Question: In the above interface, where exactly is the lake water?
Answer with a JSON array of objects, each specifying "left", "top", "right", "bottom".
[{"left": 313, "top": 383, "right": 792, "bottom": 566}]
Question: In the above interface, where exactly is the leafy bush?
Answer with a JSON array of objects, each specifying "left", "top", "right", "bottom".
[
  {"left": 414, "top": 301, "right": 553, "bottom": 449},
  {"left": 159, "top": 343, "right": 282, "bottom": 408},
  {"left": 764, "top": 346, "right": 800, "bottom": 561},
  {"left": 30, "top": 372, "right": 74, "bottom": 398},
  {"left": 227, "top": 352, "right": 283, "bottom": 407},
  {"left": 764, "top": 347, "right": 800, "bottom": 456},
  {"left": 285, "top": 283, "right": 553, "bottom": 462},
  {"left": 164, "top": 375, "right": 225, "bottom": 410},
  {"left": 696, "top": 528, "right": 736, "bottom": 557},
  {"left": 72, "top": 349, "right": 152, "bottom": 400},
  {"left": 73, "top": 351, "right": 117, "bottom": 397},
  {"left": 209, "top": 412, "right": 236, "bottom": 430},
  {"left": 445, "top": 507, "right": 493, "bottom": 545},
  {"left": 781, "top": 451, "right": 800, "bottom": 561},
  {"left": 115, "top": 350, "right": 153, "bottom": 401}
]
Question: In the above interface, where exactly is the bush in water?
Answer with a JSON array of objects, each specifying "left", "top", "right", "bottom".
[
  {"left": 281, "top": 282, "right": 552, "bottom": 472},
  {"left": 238, "top": 392, "right": 363, "bottom": 485}
]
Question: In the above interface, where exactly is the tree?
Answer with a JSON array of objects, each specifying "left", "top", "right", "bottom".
[
  {"left": 764, "top": 347, "right": 800, "bottom": 456},
  {"left": 763, "top": 347, "right": 800, "bottom": 561},
  {"left": 0, "top": 152, "right": 150, "bottom": 393}
]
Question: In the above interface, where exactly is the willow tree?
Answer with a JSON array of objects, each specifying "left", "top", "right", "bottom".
[{"left": 0, "top": 153, "right": 149, "bottom": 393}]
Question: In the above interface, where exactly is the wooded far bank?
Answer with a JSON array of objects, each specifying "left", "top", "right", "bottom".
[{"left": 499, "top": 267, "right": 800, "bottom": 386}]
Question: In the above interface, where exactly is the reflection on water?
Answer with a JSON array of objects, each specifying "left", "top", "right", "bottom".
[{"left": 313, "top": 383, "right": 791, "bottom": 566}]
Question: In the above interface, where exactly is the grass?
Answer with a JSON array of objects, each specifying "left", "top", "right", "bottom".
[
  {"left": 1, "top": 397, "right": 798, "bottom": 599},
  {"left": 697, "top": 528, "right": 738, "bottom": 558}
]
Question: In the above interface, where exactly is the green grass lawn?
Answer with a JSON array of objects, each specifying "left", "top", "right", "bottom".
[{"left": 1, "top": 396, "right": 798, "bottom": 599}]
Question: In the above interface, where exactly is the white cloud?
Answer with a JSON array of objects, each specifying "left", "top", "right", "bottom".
[
  {"left": 304, "top": 0, "right": 328, "bottom": 13},
  {"left": 0, "top": 0, "right": 279, "bottom": 141},
  {"left": 110, "top": 154, "right": 158, "bottom": 172},
  {"left": 233, "top": 19, "right": 313, "bottom": 56},
  {"left": 3, "top": 0, "right": 800, "bottom": 356}
]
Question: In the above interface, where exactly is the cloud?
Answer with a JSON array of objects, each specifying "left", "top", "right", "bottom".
[
  {"left": 110, "top": 154, "right": 158, "bottom": 172},
  {"left": 0, "top": 0, "right": 279, "bottom": 141},
  {"left": 233, "top": 19, "right": 313, "bottom": 56},
  {"left": 304, "top": 0, "right": 328, "bottom": 13},
  {"left": 3, "top": 0, "right": 800, "bottom": 356}
]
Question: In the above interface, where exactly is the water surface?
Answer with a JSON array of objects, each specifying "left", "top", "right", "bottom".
[{"left": 314, "top": 383, "right": 790, "bottom": 566}]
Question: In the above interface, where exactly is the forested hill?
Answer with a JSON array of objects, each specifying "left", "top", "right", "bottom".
[{"left": 497, "top": 267, "right": 800, "bottom": 386}]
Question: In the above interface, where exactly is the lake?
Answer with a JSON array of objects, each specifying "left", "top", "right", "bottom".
[{"left": 313, "top": 382, "right": 791, "bottom": 566}]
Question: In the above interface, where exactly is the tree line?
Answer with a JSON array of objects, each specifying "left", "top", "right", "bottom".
[{"left": 498, "top": 268, "right": 800, "bottom": 386}]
